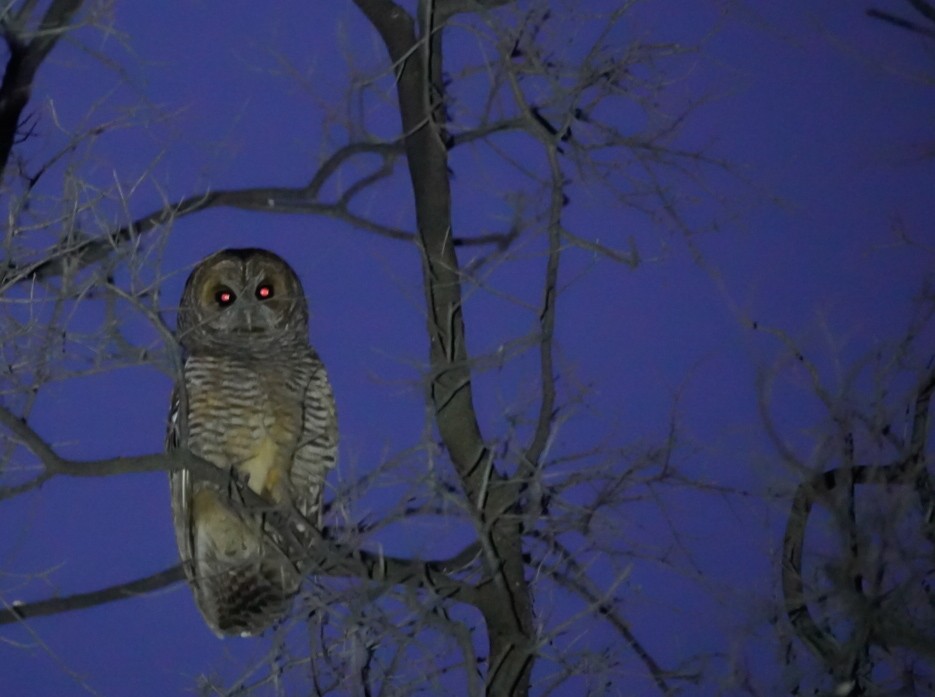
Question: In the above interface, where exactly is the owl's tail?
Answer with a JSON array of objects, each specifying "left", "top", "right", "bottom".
[{"left": 197, "top": 557, "right": 300, "bottom": 637}]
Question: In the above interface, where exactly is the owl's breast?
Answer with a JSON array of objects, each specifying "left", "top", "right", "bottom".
[{"left": 184, "top": 356, "right": 304, "bottom": 501}]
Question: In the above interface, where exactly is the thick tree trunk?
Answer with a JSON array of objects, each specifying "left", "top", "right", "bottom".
[{"left": 353, "top": 2, "right": 534, "bottom": 694}]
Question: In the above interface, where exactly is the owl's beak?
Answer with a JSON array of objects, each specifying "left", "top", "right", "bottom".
[{"left": 227, "top": 302, "right": 268, "bottom": 334}]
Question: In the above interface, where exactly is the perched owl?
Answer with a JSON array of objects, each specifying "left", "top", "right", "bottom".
[{"left": 168, "top": 248, "right": 337, "bottom": 636}]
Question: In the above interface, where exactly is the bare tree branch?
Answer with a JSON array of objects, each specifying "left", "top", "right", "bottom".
[
  {"left": 866, "top": 6, "right": 935, "bottom": 39},
  {"left": 0, "top": 565, "right": 185, "bottom": 626},
  {"left": 352, "top": 2, "right": 534, "bottom": 694},
  {"left": 908, "top": 0, "right": 935, "bottom": 22},
  {"left": 0, "top": 184, "right": 411, "bottom": 292},
  {"left": 435, "top": 0, "right": 515, "bottom": 22},
  {"left": 781, "top": 358, "right": 935, "bottom": 686},
  {"left": 529, "top": 531, "right": 681, "bottom": 695},
  {"left": 0, "top": 149, "right": 516, "bottom": 292},
  {"left": 0, "top": 400, "right": 482, "bottom": 625},
  {"left": 522, "top": 149, "right": 560, "bottom": 472},
  {"left": 0, "top": 0, "right": 85, "bottom": 179},
  {"left": 0, "top": 536, "right": 483, "bottom": 628}
]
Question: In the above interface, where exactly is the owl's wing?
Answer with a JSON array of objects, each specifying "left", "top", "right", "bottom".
[
  {"left": 291, "top": 352, "right": 338, "bottom": 523},
  {"left": 167, "top": 387, "right": 197, "bottom": 583}
]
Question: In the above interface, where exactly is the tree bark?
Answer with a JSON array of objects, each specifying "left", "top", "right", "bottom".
[
  {"left": 0, "top": 0, "right": 84, "bottom": 180},
  {"left": 352, "top": 2, "right": 534, "bottom": 694}
]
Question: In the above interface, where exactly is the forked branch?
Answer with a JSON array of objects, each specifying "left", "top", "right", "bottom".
[
  {"left": 0, "top": 0, "right": 85, "bottom": 178},
  {"left": 351, "top": 2, "right": 534, "bottom": 695},
  {"left": 781, "top": 366, "right": 935, "bottom": 684}
]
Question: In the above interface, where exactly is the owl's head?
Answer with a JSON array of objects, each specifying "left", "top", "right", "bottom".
[{"left": 177, "top": 248, "right": 310, "bottom": 354}]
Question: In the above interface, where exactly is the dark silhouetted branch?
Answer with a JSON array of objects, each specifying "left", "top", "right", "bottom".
[
  {"left": 0, "top": 401, "right": 481, "bottom": 623},
  {"left": 866, "top": 6, "right": 935, "bottom": 38},
  {"left": 0, "top": 565, "right": 186, "bottom": 626},
  {"left": 352, "top": 2, "right": 534, "bottom": 695},
  {"left": 0, "top": 0, "right": 85, "bottom": 179},
  {"left": 529, "top": 530, "right": 682, "bottom": 695},
  {"left": 781, "top": 365, "right": 935, "bottom": 682},
  {"left": 0, "top": 139, "right": 515, "bottom": 292},
  {"left": 908, "top": 0, "right": 935, "bottom": 22}
]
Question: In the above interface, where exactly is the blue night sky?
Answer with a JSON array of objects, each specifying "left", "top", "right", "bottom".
[{"left": 1, "top": 1, "right": 933, "bottom": 695}]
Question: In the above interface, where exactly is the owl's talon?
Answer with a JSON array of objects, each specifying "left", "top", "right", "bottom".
[{"left": 225, "top": 468, "right": 251, "bottom": 503}]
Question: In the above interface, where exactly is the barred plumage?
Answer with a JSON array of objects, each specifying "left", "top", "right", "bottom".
[{"left": 168, "top": 248, "right": 337, "bottom": 637}]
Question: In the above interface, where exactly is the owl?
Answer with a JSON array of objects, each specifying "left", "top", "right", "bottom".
[{"left": 167, "top": 248, "right": 337, "bottom": 637}]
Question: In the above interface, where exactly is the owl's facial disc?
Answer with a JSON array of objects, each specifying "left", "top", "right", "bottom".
[{"left": 179, "top": 248, "right": 309, "bottom": 352}]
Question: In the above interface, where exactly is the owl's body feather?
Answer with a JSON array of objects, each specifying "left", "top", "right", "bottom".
[{"left": 168, "top": 248, "right": 336, "bottom": 637}]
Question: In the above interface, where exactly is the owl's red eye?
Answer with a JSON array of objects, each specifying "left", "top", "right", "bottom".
[
  {"left": 215, "top": 288, "right": 236, "bottom": 306},
  {"left": 256, "top": 284, "right": 274, "bottom": 300}
]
